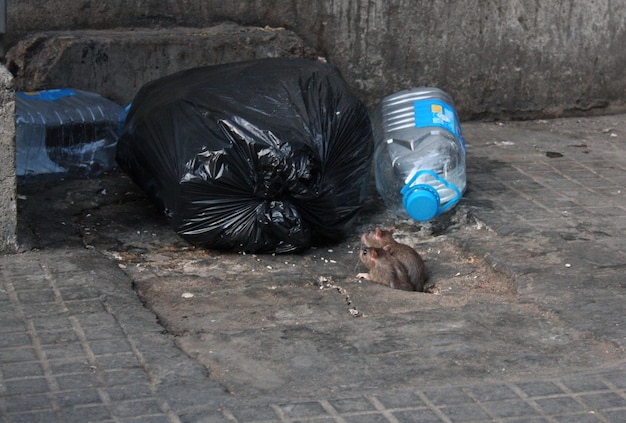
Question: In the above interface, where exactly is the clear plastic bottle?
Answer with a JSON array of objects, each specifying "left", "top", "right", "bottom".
[
  {"left": 373, "top": 87, "right": 466, "bottom": 221},
  {"left": 15, "top": 89, "right": 123, "bottom": 180}
]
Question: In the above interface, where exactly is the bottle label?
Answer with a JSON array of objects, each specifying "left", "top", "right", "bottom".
[
  {"left": 18, "top": 89, "right": 77, "bottom": 102},
  {"left": 413, "top": 99, "right": 466, "bottom": 150}
]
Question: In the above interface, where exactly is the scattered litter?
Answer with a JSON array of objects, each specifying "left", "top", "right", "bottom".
[
  {"left": 318, "top": 276, "right": 363, "bottom": 317},
  {"left": 181, "top": 292, "right": 195, "bottom": 298},
  {"left": 426, "top": 285, "right": 441, "bottom": 295},
  {"left": 318, "top": 276, "right": 332, "bottom": 289},
  {"left": 565, "top": 263, "right": 572, "bottom": 268},
  {"left": 546, "top": 151, "right": 563, "bottom": 158},
  {"left": 349, "top": 308, "right": 363, "bottom": 317}
]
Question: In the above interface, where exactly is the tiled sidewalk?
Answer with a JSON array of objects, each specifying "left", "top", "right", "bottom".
[
  {"left": 0, "top": 252, "right": 175, "bottom": 422},
  {"left": 218, "top": 373, "right": 626, "bottom": 423},
  {"left": 2, "top": 246, "right": 625, "bottom": 423},
  {"left": 0, "top": 250, "right": 225, "bottom": 423},
  {"left": 2, "top": 115, "right": 626, "bottom": 422}
]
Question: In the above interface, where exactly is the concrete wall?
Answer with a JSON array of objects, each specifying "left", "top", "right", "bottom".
[
  {"left": 0, "top": 65, "right": 17, "bottom": 253},
  {"left": 6, "top": 0, "right": 626, "bottom": 119}
]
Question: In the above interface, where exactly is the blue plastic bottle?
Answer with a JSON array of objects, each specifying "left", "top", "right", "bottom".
[
  {"left": 372, "top": 88, "right": 466, "bottom": 221},
  {"left": 15, "top": 89, "right": 123, "bottom": 180}
]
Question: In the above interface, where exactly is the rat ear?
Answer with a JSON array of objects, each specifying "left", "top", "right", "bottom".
[
  {"left": 375, "top": 227, "right": 383, "bottom": 238},
  {"left": 383, "top": 244, "right": 392, "bottom": 252},
  {"left": 388, "top": 227, "right": 395, "bottom": 234},
  {"left": 370, "top": 249, "right": 379, "bottom": 259}
]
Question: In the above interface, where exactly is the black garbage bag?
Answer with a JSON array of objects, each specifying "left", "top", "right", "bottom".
[{"left": 116, "top": 58, "right": 373, "bottom": 253}]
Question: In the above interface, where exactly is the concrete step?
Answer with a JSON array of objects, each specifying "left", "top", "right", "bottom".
[{"left": 6, "top": 22, "right": 318, "bottom": 105}]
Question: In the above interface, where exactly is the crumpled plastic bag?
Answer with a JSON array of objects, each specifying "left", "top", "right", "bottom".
[{"left": 116, "top": 58, "right": 373, "bottom": 253}]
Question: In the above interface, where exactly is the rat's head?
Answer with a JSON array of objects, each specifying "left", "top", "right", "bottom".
[
  {"left": 359, "top": 247, "right": 379, "bottom": 267},
  {"left": 361, "top": 226, "right": 394, "bottom": 247}
]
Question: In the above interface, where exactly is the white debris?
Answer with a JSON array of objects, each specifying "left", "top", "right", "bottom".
[{"left": 349, "top": 308, "right": 363, "bottom": 317}]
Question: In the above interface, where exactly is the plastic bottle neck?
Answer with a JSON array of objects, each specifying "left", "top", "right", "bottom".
[{"left": 400, "top": 170, "right": 461, "bottom": 221}]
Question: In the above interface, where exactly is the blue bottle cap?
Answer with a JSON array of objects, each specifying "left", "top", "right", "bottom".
[{"left": 402, "top": 185, "right": 440, "bottom": 221}]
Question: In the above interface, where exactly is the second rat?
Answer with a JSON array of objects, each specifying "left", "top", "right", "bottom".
[{"left": 361, "top": 227, "right": 428, "bottom": 292}]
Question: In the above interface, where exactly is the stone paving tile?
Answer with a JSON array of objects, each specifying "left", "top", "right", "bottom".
[
  {"left": 603, "top": 409, "right": 626, "bottom": 421},
  {"left": 0, "top": 257, "right": 180, "bottom": 423},
  {"left": 211, "top": 374, "right": 626, "bottom": 422}
]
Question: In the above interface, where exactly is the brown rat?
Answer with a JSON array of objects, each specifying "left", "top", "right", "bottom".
[
  {"left": 356, "top": 247, "right": 414, "bottom": 291},
  {"left": 361, "top": 227, "right": 428, "bottom": 292}
]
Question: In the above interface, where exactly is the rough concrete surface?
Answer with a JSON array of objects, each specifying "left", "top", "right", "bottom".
[
  {"left": 5, "top": 23, "right": 316, "bottom": 106},
  {"left": 0, "top": 65, "right": 17, "bottom": 253},
  {"left": 7, "top": 1, "right": 626, "bottom": 118},
  {"left": 13, "top": 114, "right": 626, "bottom": 417}
]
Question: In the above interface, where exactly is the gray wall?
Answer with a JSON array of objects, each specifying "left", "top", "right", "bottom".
[
  {"left": 7, "top": 0, "right": 626, "bottom": 119},
  {"left": 0, "top": 0, "right": 6, "bottom": 58},
  {"left": 0, "top": 65, "right": 16, "bottom": 253}
]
